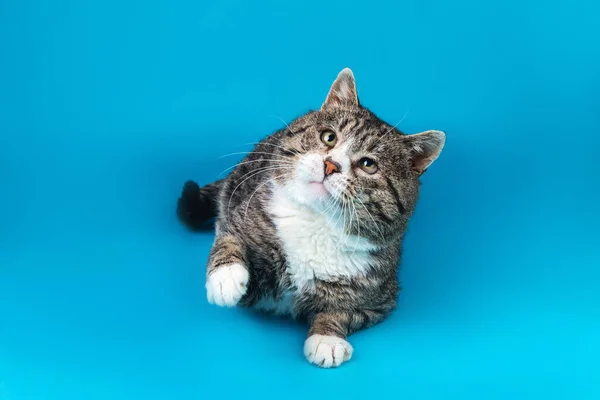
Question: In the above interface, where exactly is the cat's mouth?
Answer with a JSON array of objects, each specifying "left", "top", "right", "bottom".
[{"left": 306, "top": 180, "right": 329, "bottom": 197}]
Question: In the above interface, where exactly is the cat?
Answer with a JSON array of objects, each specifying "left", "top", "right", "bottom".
[{"left": 177, "top": 68, "right": 445, "bottom": 368}]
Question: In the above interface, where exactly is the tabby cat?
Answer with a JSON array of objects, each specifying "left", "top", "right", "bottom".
[{"left": 177, "top": 68, "right": 445, "bottom": 368}]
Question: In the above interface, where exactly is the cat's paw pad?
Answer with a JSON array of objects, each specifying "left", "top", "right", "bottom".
[
  {"left": 206, "top": 263, "right": 249, "bottom": 307},
  {"left": 304, "top": 334, "right": 353, "bottom": 368}
]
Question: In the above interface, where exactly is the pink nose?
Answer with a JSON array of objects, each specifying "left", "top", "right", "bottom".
[{"left": 324, "top": 159, "right": 339, "bottom": 176}]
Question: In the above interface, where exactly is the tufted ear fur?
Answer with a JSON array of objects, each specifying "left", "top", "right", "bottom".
[
  {"left": 322, "top": 68, "right": 359, "bottom": 109},
  {"left": 404, "top": 130, "right": 446, "bottom": 175}
]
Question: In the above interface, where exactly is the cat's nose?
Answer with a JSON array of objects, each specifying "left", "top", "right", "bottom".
[{"left": 324, "top": 158, "right": 341, "bottom": 176}]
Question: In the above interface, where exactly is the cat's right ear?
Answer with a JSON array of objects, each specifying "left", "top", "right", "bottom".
[
  {"left": 322, "top": 68, "right": 360, "bottom": 110},
  {"left": 403, "top": 130, "right": 446, "bottom": 175}
]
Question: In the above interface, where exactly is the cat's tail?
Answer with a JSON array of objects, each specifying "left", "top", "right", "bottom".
[{"left": 177, "top": 179, "right": 223, "bottom": 231}]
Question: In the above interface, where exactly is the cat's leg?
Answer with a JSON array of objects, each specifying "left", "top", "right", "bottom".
[
  {"left": 304, "top": 310, "right": 385, "bottom": 368},
  {"left": 205, "top": 234, "right": 249, "bottom": 307},
  {"left": 177, "top": 179, "right": 224, "bottom": 230}
]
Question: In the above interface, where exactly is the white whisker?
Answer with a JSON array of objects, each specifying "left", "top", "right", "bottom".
[
  {"left": 320, "top": 194, "right": 342, "bottom": 228},
  {"left": 350, "top": 196, "right": 361, "bottom": 256},
  {"left": 379, "top": 108, "right": 410, "bottom": 141},
  {"left": 314, "top": 195, "right": 341, "bottom": 237},
  {"left": 245, "top": 141, "right": 302, "bottom": 155},
  {"left": 337, "top": 192, "right": 350, "bottom": 250},
  {"left": 218, "top": 151, "right": 292, "bottom": 160},
  {"left": 354, "top": 197, "right": 386, "bottom": 243},
  {"left": 217, "top": 158, "right": 295, "bottom": 177},
  {"left": 227, "top": 165, "right": 293, "bottom": 217},
  {"left": 268, "top": 115, "right": 298, "bottom": 138},
  {"left": 243, "top": 174, "right": 288, "bottom": 222},
  {"left": 341, "top": 198, "right": 353, "bottom": 250}
]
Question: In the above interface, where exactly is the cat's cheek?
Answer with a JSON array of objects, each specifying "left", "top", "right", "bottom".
[
  {"left": 296, "top": 153, "right": 325, "bottom": 183},
  {"left": 322, "top": 174, "right": 348, "bottom": 200}
]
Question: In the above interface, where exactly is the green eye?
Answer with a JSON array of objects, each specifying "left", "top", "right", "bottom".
[
  {"left": 359, "top": 157, "right": 378, "bottom": 174},
  {"left": 320, "top": 130, "right": 337, "bottom": 147}
]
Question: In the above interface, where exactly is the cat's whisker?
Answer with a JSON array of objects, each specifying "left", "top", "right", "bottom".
[
  {"left": 218, "top": 151, "right": 292, "bottom": 160},
  {"left": 243, "top": 173, "right": 288, "bottom": 222},
  {"left": 354, "top": 197, "right": 386, "bottom": 243},
  {"left": 330, "top": 186, "right": 347, "bottom": 235},
  {"left": 266, "top": 122, "right": 311, "bottom": 154},
  {"left": 322, "top": 208, "right": 339, "bottom": 231},
  {"left": 334, "top": 190, "right": 348, "bottom": 249},
  {"left": 351, "top": 185, "right": 371, "bottom": 192},
  {"left": 245, "top": 141, "right": 302, "bottom": 155},
  {"left": 316, "top": 195, "right": 336, "bottom": 217},
  {"left": 325, "top": 192, "right": 344, "bottom": 247},
  {"left": 338, "top": 195, "right": 352, "bottom": 250},
  {"left": 335, "top": 198, "right": 345, "bottom": 250},
  {"left": 227, "top": 166, "right": 293, "bottom": 217},
  {"left": 345, "top": 177, "right": 387, "bottom": 242},
  {"left": 326, "top": 194, "right": 344, "bottom": 225},
  {"left": 218, "top": 158, "right": 296, "bottom": 177},
  {"left": 378, "top": 108, "right": 410, "bottom": 141},
  {"left": 323, "top": 195, "right": 340, "bottom": 216},
  {"left": 235, "top": 164, "right": 294, "bottom": 189},
  {"left": 269, "top": 114, "right": 311, "bottom": 154},
  {"left": 341, "top": 179, "right": 357, "bottom": 239},
  {"left": 343, "top": 191, "right": 358, "bottom": 251},
  {"left": 268, "top": 115, "right": 296, "bottom": 135},
  {"left": 320, "top": 190, "right": 345, "bottom": 228},
  {"left": 316, "top": 195, "right": 341, "bottom": 234},
  {"left": 297, "top": 138, "right": 309, "bottom": 154},
  {"left": 340, "top": 199, "right": 351, "bottom": 250},
  {"left": 350, "top": 197, "right": 362, "bottom": 256}
]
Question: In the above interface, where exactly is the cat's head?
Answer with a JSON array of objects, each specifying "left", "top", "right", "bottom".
[{"left": 272, "top": 68, "right": 445, "bottom": 244}]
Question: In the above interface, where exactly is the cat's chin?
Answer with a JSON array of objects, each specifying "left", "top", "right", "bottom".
[{"left": 307, "top": 181, "right": 329, "bottom": 198}]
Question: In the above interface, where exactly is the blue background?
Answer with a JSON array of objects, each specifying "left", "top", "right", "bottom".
[{"left": 1, "top": 0, "right": 599, "bottom": 398}]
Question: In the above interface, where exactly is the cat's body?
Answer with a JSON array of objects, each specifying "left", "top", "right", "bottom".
[{"left": 177, "top": 68, "right": 445, "bottom": 368}]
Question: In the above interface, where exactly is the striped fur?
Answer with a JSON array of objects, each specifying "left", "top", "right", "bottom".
[{"left": 177, "top": 68, "right": 445, "bottom": 368}]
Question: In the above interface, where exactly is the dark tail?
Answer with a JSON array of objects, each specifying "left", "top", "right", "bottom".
[{"left": 177, "top": 179, "right": 223, "bottom": 231}]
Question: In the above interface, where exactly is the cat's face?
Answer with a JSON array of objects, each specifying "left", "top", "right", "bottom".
[{"left": 272, "top": 68, "right": 445, "bottom": 244}]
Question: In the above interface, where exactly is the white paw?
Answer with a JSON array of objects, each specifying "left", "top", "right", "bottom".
[
  {"left": 304, "top": 334, "right": 353, "bottom": 368},
  {"left": 206, "top": 263, "right": 249, "bottom": 307}
]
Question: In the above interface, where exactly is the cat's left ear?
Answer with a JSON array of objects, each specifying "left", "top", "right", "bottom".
[
  {"left": 322, "top": 68, "right": 360, "bottom": 109},
  {"left": 403, "top": 130, "right": 446, "bottom": 175}
]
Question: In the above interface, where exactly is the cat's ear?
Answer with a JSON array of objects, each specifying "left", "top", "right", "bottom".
[
  {"left": 404, "top": 130, "right": 446, "bottom": 175},
  {"left": 322, "top": 68, "right": 359, "bottom": 109}
]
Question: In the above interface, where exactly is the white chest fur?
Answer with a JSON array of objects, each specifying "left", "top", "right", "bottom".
[{"left": 268, "top": 185, "right": 377, "bottom": 291}]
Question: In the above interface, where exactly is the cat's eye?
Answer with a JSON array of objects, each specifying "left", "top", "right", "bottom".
[
  {"left": 320, "top": 130, "right": 337, "bottom": 147},
  {"left": 358, "top": 157, "right": 378, "bottom": 174}
]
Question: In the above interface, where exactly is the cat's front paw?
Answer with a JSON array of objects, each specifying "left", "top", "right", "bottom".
[
  {"left": 206, "top": 263, "right": 249, "bottom": 307},
  {"left": 304, "top": 334, "right": 353, "bottom": 368}
]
